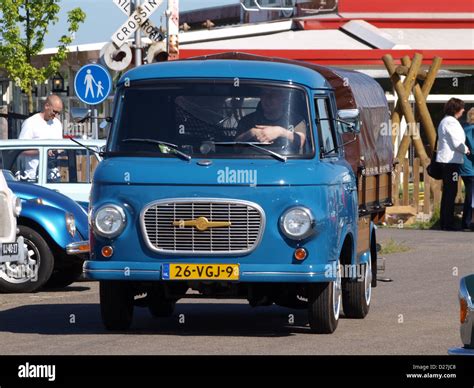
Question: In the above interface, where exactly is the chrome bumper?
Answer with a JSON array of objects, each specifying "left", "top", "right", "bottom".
[{"left": 67, "top": 240, "right": 90, "bottom": 255}]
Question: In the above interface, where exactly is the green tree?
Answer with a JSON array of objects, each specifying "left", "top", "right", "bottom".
[{"left": 0, "top": 0, "right": 86, "bottom": 113}]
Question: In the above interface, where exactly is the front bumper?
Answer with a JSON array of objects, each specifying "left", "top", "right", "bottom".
[
  {"left": 83, "top": 260, "right": 332, "bottom": 283},
  {"left": 67, "top": 240, "right": 90, "bottom": 255}
]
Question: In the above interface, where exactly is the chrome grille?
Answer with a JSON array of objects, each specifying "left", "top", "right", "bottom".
[{"left": 142, "top": 199, "right": 264, "bottom": 254}]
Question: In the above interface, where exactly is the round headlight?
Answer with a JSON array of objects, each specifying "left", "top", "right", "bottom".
[
  {"left": 93, "top": 204, "right": 126, "bottom": 238},
  {"left": 280, "top": 207, "right": 315, "bottom": 240},
  {"left": 12, "top": 195, "right": 22, "bottom": 217},
  {"left": 65, "top": 213, "right": 76, "bottom": 237}
]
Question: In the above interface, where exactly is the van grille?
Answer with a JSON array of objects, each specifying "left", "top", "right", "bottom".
[{"left": 142, "top": 199, "right": 264, "bottom": 254}]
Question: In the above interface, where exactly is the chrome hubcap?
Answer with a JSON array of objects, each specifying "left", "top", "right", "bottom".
[{"left": 0, "top": 239, "right": 39, "bottom": 284}]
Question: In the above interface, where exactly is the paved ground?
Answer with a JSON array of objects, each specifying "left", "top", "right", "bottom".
[{"left": 0, "top": 228, "right": 472, "bottom": 355}]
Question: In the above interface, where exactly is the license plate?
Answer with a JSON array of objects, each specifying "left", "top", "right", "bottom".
[
  {"left": 162, "top": 264, "right": 239, "bottom": 280},
  {"left": 2, "top": 242, "right": 18, "bottom": 256}
]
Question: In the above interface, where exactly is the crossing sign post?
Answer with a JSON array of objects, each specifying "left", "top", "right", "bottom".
[
  {"left": 111, "top": 0, "right": 163, "bottom": 48},
  {"left": 113, "top": 0, "right": 164, "bottom": 43}
]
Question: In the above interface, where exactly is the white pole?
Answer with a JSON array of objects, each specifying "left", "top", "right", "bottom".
[{"left": 134, "top": 0, "right": 142, "bottom": 67}]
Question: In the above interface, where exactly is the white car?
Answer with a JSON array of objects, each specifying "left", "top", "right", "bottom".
[
  {"left": 0, "top": 170, "right": 27, "bottom": 266},
  {"left": 0, "top": 139, "right": 105, "bottom": 203}
]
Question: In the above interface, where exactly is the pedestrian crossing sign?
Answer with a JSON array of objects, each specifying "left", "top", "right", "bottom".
[{"left": 74, "top": 64, "right": 112, "bottom": 105}]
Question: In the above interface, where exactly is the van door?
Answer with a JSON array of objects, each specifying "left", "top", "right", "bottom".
[{"left": 314, "top": 94, "right": 356, "bottom": 246}]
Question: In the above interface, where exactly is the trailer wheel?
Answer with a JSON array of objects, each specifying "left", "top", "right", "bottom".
[
  {"left": 100, "top": 281, "right": 134, "bottom": 331},
  {"left": 307, "top": 262, "right": 341, "bottom": 333},
  {"left": 342, "top": 256, "right": 372, "bottom": 318}
]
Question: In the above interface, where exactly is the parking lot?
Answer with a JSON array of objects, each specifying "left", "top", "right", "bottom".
[{"left": 0, "top": 228, "right": 472, "bottom": 355}]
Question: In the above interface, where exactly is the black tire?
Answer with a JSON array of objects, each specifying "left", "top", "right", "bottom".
[
  {"left": 148, "top": 300, "right": 176, "bottom": 318},
  {"left": 44, "top": 261, "right": 84, "bottom": 289},
  {"left": 147, "top": 287, "right": 176, "bottom": 317},
  {"left": 371, "top": 230, "right": 377, "bottom": 288},
  {"left": 100, "top": 281, "right": 134, "bottom": 330},
  {"left": 307, "top": 264, "right": 342, "bottom": 334},
  {"left": 0, "top": 225, "right": 54, "bottom": 293},
  {"left": 342, "top": 260, "right": 371, "bottom": 319}
]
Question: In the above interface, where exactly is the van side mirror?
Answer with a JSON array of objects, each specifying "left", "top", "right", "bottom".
[
  {"left": 337, "top": 109, "right": 361, "bottom": 134},
  {"left": 71, "top": 107, "right": 92, "bottom": 123}
]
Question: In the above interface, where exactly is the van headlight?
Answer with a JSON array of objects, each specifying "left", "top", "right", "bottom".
[
  {"left": 65, "top": 213, "right": 76, "bottom": 237},
  {"left": 12, "top": 195, "right": 22, "bottom": 217},
  {"left": 280, "top": 207, "right": 315, "bottom": 240},
  {"left": 93, "top": 204, "right": 126, "bottom": 238}
]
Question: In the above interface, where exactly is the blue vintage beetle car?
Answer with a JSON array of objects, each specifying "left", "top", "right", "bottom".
[{"left": 0, "top": 171, "right": 88, "bottom": 292}]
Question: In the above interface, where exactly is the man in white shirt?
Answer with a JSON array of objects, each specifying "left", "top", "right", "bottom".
[
  {"left": 436, "top": 98, "right": 470, "bottom": 231},
  {"left": 18, "top": 95, "right": 63, "bottom": 180}
]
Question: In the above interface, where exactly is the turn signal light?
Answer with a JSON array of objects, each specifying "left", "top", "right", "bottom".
[
  {"left": 294, "top": 248, "right": 307, "bottom": 261},
  {"left": 101, "top": 246, "right": 114, "bottom": 258},
  {"left": 460, "top": 298, "right": 468, "bottom": 324}
]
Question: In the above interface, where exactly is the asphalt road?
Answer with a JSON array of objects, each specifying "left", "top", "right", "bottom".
[{"left": 0, "top": 228, "right": 472, "bottom": 355}]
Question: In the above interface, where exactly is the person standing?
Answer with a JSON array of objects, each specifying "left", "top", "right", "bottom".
[
  {"left": 18, "top": 94, "right": 63, "bottom": 180},
  {"left": 436, "top": 98, "right": 470, "bottom": 231},
  {"left": 459, "top": 107, "right": 474, "bottom": 231},
  {"left": 19, "top": 94, "right": 63, "bottom": 140}
]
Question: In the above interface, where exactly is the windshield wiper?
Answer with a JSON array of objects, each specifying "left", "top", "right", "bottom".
[
  {"left": 69, "top": 138, "right": 103, "bottom": 156},
  {"left": 121, "top": 138, "right": 192, "bottom": 161},
  {"left": 213, "top": 141, "right": 287, "bottom": 162}
]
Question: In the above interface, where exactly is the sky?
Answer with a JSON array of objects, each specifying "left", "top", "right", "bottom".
[{"left": 44, "top": 0, "right": 238, "bottom": 48}]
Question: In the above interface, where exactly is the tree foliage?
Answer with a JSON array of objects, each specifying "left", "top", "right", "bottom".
[{"left": 0, "top": 0, "right": 86, "bottom": 112}]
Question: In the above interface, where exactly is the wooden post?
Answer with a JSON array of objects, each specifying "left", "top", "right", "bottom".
[
  {"left": 455, "top": 179, "right": 464, "bottom": 204},
  {"left": 402, "top": 57, "right": 441, "bottom": 151},
  {"left": 423, "top": 168, "right": 431, "bottom": 214},
  {"left": 393, "top": 163, "right": 400, "bottom": 206},
  {"left": 383, "top": 55, "right": 430, "bottom": 168},
  {"left": 388, "top": 54, "right": 422, "bottom": 147},
  {"left": 421, "top": 57, "right": 443, "bottom": 99},
  {"left": 413, "top": 158, "right": 420, "bottom": 213},
  {"left": 402, "top": 158, "right": 409, "bottom": 206},
  {"left": 433, "top": 182, "right": 442, "bottom": 209}
]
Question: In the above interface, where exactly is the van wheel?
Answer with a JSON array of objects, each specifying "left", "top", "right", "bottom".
[
  {"left": 147, "top": 288, "right": 176, "bottom": 317},
  {"left": 148, "top": 299, "right": 176, "bottom": 318},
  {"left": 307, "top": 262, "right": 341, "bottom": 333},
  {"left": 371, "top": 231, "right": 377, "bottom": 287},
  {"left": 342, "top": 257, "right": 372, "bottom": 318},
  {"left": 100, "top": 281, "right": 134, "bottom": 330},
  {"left": 0, "top": 226, "right": 54, "bottom": 293}
]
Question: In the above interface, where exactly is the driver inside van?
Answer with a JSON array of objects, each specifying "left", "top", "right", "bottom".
[{"left": 236, "top": 88, "right": 307, "bottom": 153}]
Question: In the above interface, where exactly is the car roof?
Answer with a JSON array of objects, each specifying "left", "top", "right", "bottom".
[
  {"left": 0, "top": 139, "right": 106, "bottom": 147},
  {"left": 119, "top": 59, "right": 330, "bottom": 90}
]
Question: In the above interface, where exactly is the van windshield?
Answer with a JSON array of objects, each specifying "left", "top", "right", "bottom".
[{"left": 109, "top": 81, "right": 313, "bottom": 158}]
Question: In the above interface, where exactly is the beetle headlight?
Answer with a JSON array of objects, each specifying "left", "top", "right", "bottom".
[
  {"left": 65, "top": 213, "right": 76, "bottom": 237},
  {"left": 12, "top": 195, "right": 22, "bottom": 217},
  {"left": 93, "top": 204, "right": 126, "bottom": 238},
  {"left": 280, "top": 207, "right": 315, "bottom": 240}
]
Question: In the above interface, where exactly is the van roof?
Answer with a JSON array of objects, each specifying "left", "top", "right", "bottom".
[{"left": 119, "top": 59, "right": 331, "bottom": 90}]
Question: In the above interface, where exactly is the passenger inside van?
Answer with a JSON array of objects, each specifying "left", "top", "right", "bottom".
[{"left": 236, "top": 88, "right": 307, "bottom": 153}]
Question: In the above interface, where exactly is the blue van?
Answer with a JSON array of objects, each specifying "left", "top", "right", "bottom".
[{"left": 84, "top": 53, "right": 393, "bottom": 333}]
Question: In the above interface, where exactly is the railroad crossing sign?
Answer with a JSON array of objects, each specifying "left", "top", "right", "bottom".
[
  {"left": 112, "top": 0, "right": 164, "bottom": 48},
  {"left": 74, "top": 64, "right": 112, "bottom": 105}
]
